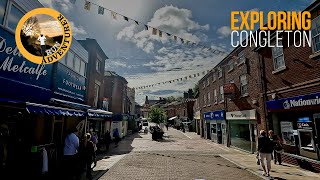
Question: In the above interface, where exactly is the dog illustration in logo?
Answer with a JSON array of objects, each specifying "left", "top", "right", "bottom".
[{"left": 283, "top": 100, "right": 290, "bottom": 109}]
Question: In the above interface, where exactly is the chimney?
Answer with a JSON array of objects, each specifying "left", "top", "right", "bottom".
[
  {"left": 145, "top": 96, "right": 149, "bottom": 104},
  {"left": 188, "top": 89, "right": 194, "bottom": 98},
  {"left": 183, "top": 92, "right": 188, "bottom": 99}
]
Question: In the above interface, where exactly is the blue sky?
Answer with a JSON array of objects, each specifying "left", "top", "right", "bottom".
[{"left": 39, "top": 0, "right": 314, "bottom": 105}]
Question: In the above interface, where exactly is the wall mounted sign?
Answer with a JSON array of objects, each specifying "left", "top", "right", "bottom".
[
  {"left": 203, "top": 110, "right": 225, "bottom": 120},
  {"left": 226, "top": 109, "right": 256, "bottom": 120}
]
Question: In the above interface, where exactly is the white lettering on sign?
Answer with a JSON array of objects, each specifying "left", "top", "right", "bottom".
[
  {"left": 284, "top": 97, "right": 320, "bottom": 109},
  {"left": 0, "top": 36, "right": 47, "bottom": 80}
]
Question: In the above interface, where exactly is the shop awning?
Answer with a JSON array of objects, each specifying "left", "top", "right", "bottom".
[
  {"left": 26, "top": 102, "right": 85, "bottom": 117},
  {"left": 87, "top": 109, "right": 113, "bottom": 118},
  {"left": 50, "top": 98, "right": 91, "bottom": 110},
  {"left": 168, "top": 116, "right": 178, "bottom": 120}
]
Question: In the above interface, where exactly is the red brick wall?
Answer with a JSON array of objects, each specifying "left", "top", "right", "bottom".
[{"left": 103, "top": 76, "right": 127, "bottom": 114}]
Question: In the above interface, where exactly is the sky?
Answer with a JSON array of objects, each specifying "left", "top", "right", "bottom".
[
  {"left": 39, "top": 0, "right": 315, "bottom": 105},
  {"left": 36, "top": 14, "right": 63, "bottom": 37}
]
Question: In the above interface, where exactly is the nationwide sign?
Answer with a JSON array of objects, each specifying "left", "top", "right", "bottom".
[
  {"left": 203, "top": 110, "right": 225, "bottom": 120},
  {"left": 266, "top": 92, "right": 320, "bottom": 112}
]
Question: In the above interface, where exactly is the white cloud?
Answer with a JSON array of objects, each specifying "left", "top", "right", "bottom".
[
  {"left": 247, "top": 8, "right": 259, "bottom": 12},
  {"left": 217, "top": 26, "right": 231, "bottom": 38},
  {"left": 70, "top": 22, "right": 87, "bottom": 36},
  {"left": 117, "top": 5, "right": 210, "bottom": 53}
]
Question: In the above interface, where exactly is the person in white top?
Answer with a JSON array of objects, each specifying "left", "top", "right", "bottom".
[
  {"left": 37, "top": 34, "right": 46, "bottom": 63},
  {"left": 63, "top": 127, "right": 80, "bottom": 179}
]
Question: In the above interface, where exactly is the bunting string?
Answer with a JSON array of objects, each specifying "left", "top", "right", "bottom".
[
  {"left": 133, "top": 69, "right": 211, "bottom": 90},
  {"left": 71, "top": 0, "right": 227, "bottom": 55}
]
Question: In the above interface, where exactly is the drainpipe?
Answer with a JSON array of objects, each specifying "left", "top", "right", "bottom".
[{"left": 257, "top": 53, "right": 269, "bottom": 131}]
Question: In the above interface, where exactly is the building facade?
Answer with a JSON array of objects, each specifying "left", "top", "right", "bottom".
[{"left": 127, "top": 87, "right": 135, "bottom": 116}]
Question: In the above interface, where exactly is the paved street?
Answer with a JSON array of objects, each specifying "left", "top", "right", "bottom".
[{"left": 95, "top": 128, "right": 260, "bottom": 180}]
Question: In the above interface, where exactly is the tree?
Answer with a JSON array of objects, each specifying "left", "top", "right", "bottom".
[
  {"left": 22, "top": 16, "right": 40, "bottom": 37},
  {"left": 149, "top": 106, "right": 167, "bottom": 124}
]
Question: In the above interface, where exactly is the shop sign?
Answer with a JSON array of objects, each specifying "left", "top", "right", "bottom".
[
  {"left": 54, "top": 63, "right": 86, "bottom": 101},
  {"left": 203, "top": 110, "right": 225, "bottom": 120},
  {"left": 0, "top": 27, "right": 53, "bottom": 102},
  {"left": 223, "top": 83, "right": 236, "bottom": 99},
  {"left": 297, "top": 122, "right": 313, "bottom": 129},
  {"left": 266, "top": 92, "right": 320, "bottom": 111},
  {"left": 226, "top": 109, "right": 256, "bottom": 120}
]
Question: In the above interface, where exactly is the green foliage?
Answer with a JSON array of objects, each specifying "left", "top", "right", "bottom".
[{"left": 149, "top": 106, "right": 167, "bottom": 124}]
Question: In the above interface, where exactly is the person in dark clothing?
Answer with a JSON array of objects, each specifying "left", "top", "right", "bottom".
[
  {"left": 113, "top": 128, "right": 120, "bottom": 147},
  {"left": 104, "top": 130, "right": 112, "bottom": 152},
  {"left": 258, "top": 130, "right": 274, "bottom": 177},
  {"left": 268, "top": 130, "right": 283, "bottom": 165},
  {"left": 78, "top": 133, "right": 96, "bottom": 180},
  {"left": 165, "top": 123, "right": 169, "bottom": 131}
]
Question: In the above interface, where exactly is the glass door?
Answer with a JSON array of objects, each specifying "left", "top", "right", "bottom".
[{"left": 313, "top": 114, "right": 320, "bottom": 159}]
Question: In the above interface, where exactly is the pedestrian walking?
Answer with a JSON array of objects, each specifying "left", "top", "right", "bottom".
[
  {"left": 165, "top": 123, "right": 169, "bottom": 131},
  {"left": 89, "top": 130, "right": 98, "bottom": 167},
  {"left": 78, "top": 133, "right": 96, "bottom": 180},
  {"left": 268, "top": 130, "right": 283, "bottom": 165},
  {"left": 104, "top": 130, "right": 112, "bottom": 152},
  {"left": 113, "top": 128, "right": 120, "bottom": 147},
  {"left": 63, "top": 127, "right": 80, "bottom": 180},
  {"left": 258, "top": 130, "right": 274, "bottom": 177}
]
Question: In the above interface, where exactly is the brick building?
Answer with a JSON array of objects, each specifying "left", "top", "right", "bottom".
[
  {"left": 103, "top": 71, "right": 128, "bottom": 114},
  {"left": 78, "top": 38, "right": 108, "bottom": 109},
  {"left": 253, "top": 1, "right": 320, "bottom": 170}
]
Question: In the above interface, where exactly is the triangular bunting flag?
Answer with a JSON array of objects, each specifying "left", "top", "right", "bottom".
[
  {"left": 134, "top": 20, "right": 139, "bottom": 25},
  {"left": 166, "top": 33, "right": 171, "bottom": 36},
  {"left": 185, "top": 77, "right": 188, "bottom": 80},
  {"left": 124, "top": 16, "right": 129, "bottom": 21},
  {"left": 174, "top": 36, "right": 177, "bottom": 41},
  {"left": 159, "top": 30, "right": 162, "bottom": 37},
  {"left": 180, "top": 78, "right": 183, "bottom": 81},
  {"left": 84, "top": 1, "right": 91, "bottom": 11},
  {"left": 194, "top": 74, "right": 196, "bottom": 77},
  {"left": 70, "top": 0, "right": 76, "bottom": 4},
  {"left": 186, "top": 41, "right": 189, "bottom": 45},
  {"left": 173, "top": 80, "right": 175, "bottom": 82},
  {"left": 197, "top": 73, "right": 200, "bottom": 76},
  {"left": 144, "top": 25, "right": 149, "bottom": 30},
  {"left": 98, "top": 6, "right": 104, "bottom": 15},
  {"left": 207, "top": 70, "right": 210, "bottom": 73},
  {"left": 152, "top": 28, "right": 157, "bottom": 35},
  {"left": 202, "top": 71, "right": 205, "bottom": 75},
  {"left": 111, "top": 11, "right": 117, "bottom": 20},
  {"left": 189, "top": 75, "right": 192, "bottom": 78},
  {"left": 180, "top": 38, "right": 184, "bottom": 43}
]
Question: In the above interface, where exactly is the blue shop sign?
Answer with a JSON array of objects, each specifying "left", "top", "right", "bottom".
[
  {"left": 0, "top": 27, "right": 53, "bottom": 103},
  {"left": 203, "top": 110, "right": 225, "bottom": 120},
  {"left": 54, "top": 63, "right": 86, "bottom": 102},
  {"left": 266, "top": 92, "right": 320, "bottom": 111}
]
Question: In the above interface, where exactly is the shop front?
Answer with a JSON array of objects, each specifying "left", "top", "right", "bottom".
[
  {"left": 266, "top": 92, "right": 320, "bottom": 162},
  {"left": 111, "top": 114, "right": 129, "bottom": 139},
  {"left": 204, "top": 110, "right": 226, "bottom": 145},
  {"left": 226, "top": 109, "right": 257, "bottom": 153}
]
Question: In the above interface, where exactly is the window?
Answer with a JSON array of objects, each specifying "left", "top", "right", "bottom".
[
  {"left": 229, "top": 79, "right": 234, "bottom": 83},
  {"left": 96, "top": 60, "right": 101, "bottom": 73},
  {"left": 211, "top": 124, "right": 217, "bottom": 134},
  {"left": 218, "top": 68, "right": 223, "bottom": 78},
  {"left": 80, "top": 61, "right": 86, "bottom": 77},
  {"left": 207, "top": 78, "right": 210, "bottom": 86},
  {"left": 0, "top": 0, "right": 8, "bottom": 25},
  {"left": 311, "top": 16, "right": 320, "bottom": 52},
  {"left": 213, "top": 73, "right": 216, "bottom": 82},
  {"left": 271, "top": 40, "right": 285, "bottom": 70},
  {"left": 213, "top": 89, "right": 217, "bottom": 103},
  {"left": 228, "top": 60, "right": 234, "bottom": 72},
  {"left": 207, "top": 92, "right": 211, "bottom": 105},
  {"left": 219, "top": 86, "right": 224, "bottom": 102},
  {"left": 238, "top": 50, "right": 246, "bottom": 64},
  {"left": 74, "top": 56, "right": 81, "bottom": 73},
  {"left": 7, "top": 4, "right": 24, "bottom": 31},
  {"left": 93, "top": 83, "right": 100, "bottom": 107},
  {"left": 203, "top": 94, "right": 206, "bottom": 106},
  {"left": 67, "top": 51, "right": 74, "bottom": 68},
  {"left": 60, "top": 54, "right": 67, "bottom": 65},
  {"left": 203, "top": 81, "right": 206, "bottom": 89},
  {"left": 240, "top": 74, "right": 248, "bottom": 96}
]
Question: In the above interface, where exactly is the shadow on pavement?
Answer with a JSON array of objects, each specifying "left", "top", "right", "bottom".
[{"left": 92, "top": 169, "right": 109, "bottom": 180}]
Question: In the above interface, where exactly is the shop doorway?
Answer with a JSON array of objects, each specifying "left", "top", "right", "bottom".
[
  {"left": 206, "top": 123, "right": 211, "bottom": 140},
  {"left": 217, "top": 123, "right": 222, "bottom": 144},
  {"left": 314, "top": 114, "right": 320, "bottom": 159}
]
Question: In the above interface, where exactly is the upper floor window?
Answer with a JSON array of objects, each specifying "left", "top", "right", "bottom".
[
  {"left": 228, "top": 60, "right": 234, "bottom": 72},
  {"left": 203, "top": 81, "right": 206, "bottom": 89},
  {"left": 0, "top": 0, "right": 8, "bottom": 25},
  {"left": 96, "top": 60, "right": 101, "bottom": 73},
  {"left": 213, "top": 89, "right": 217, "bottom": 104},
  {"left": 311, "top": 16, "right": 320, "bottom": 52},
  {"left": 219, "top": 86, "right": 224, "bottom": 102},
  {"left": 238, "top": 50, "right": 246, "bottom": 64},
  {"left": 212, "top": 73, "right": 216, "bottom": 82},
  {"left": 61, "top": 51, "right": 87, "bottom": 77},
  {"left": 203, "top": 94, "right": 206, "bottom": 106},
  {"left": 240, "top": 74, "right": 248, "bottom": 96},
  {"left": 218, "top": 68, "right": 223, "bottom": 78},
  {"left": 207, "top": 92, "right": 211, "bottom": 105},
  {"left": 207, "top": 78, "right": 210, "bottom": 86},
  {"left": 271, "top": 40, "right": 285, "bottom": 71},
  {"left": 7, "top": 4, "right": 24, "bottom": 31}
]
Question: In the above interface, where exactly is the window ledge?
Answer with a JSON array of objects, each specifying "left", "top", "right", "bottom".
[
  {"left": 214, "top": 102, "right": 218, "bottom": 105},
  {"left": 309, "top": 51, "right": 320, "bottom": 59},
  {"left": 213, "top": 80, "right": 216, "bottom": 83},
  {"left": 237, "top": 61, "right": 245, "bottom": 67},
  {"left": 241, "top": 93, "right": 249, "bottom": 98},
  {"left": 272, "top": 66, "right": 287, "bottom": 74},
  {"left": 218, "top": 76, "right": 223, "bottom": 79},
  {"left": 207, "top": 104, "right": 211, "bottom": 107},
  {"left": 228, "top": 68, "right": 234, "bottom": 73},
  {"left": 219, "top": 100, "right": 224, "bottom": 104}
]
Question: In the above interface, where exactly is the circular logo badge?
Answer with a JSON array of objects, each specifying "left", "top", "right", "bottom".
[{"left": 15, "top": 8, "right": 72, "bottom": 64}]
